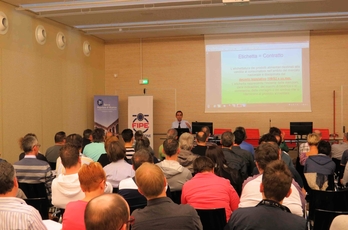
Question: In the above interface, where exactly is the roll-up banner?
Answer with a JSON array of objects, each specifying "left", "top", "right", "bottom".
[{"left": 94, "top": 95, "right": 119, "bottom": 135}]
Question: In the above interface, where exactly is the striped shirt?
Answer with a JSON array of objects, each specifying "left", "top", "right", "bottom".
[
  {"left": 13, "top": 155, "right": 53, "bottom": 199},
  {"left": 0, "top": 197, "right": 47, "bottom": 230},
  {"left": 126, "top": 147, "right": 135, "bottom": 160}
]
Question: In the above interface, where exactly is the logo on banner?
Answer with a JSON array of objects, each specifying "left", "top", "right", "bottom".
[
  {"left": 132, "top": 113, "right": 150, "bottom": 133},
  {"left": 97, "top": 99, "right": 104, "bottom": 106}
]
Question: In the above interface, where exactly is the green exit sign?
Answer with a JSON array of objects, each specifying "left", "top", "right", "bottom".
[{"left": 139, "top": 79, "right": 149, "bottom": 85}]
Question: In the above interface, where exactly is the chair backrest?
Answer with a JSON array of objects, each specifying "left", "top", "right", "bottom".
[
  {"left": 214, "top": 128, "right": 232, "bottom": 136},
  {"left": 313, "top": 209, "right": 348, "bottom": 230},
  {"left": 196, "top": 208, "right": 226, "bottom": 230},
  {"left": 308, "top": 188, "right": 348, "bottom": 221},
  {"left": 170, "top": 190, "right": 182, "bottom": 204},
  {"left": 18, "top": 183, "right": 49, "bottom": 220},
  {"left": 245, "top": 129, "right": 260, "bottom": 147}
]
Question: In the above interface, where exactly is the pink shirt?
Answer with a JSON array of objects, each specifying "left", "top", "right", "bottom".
[
  {"left": 62, "top": 200, "right": 88, "bottom": 230},
  {"left": 181, "top": 172, "right": 240, "bottom": 221}
]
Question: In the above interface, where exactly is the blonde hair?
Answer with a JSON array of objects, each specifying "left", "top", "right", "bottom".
[
  {"left": 78, "top": 162, "right": 106, "bottom": 192},
  {"left": 307, "top": 133, "right": 320, "bottom": 146},
  {"left": 135, "top": 162, "right": 165, "bottom": 199}
]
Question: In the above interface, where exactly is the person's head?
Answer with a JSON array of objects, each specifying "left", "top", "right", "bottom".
[
  {"left": 135, "top": 162, "right": 166, "bottom": 199},
  {"left": 235, "top": 126, "right": 247, "bottom": 140},
  {"left": 193, "top": 156, "right": 214, "bottom": 174},
  {"left": 179, "top": 132, "right": 194, "bottom": 150},
  {"left": 54, "top": 131, "right": 66, "bottom": 143},
  {"left": 121, "top": 129, "right": 134, "bottom": 143},
  {"left": 254, "top": 142, "right": 279, "bottom": 171},
  {"left": 105, "top": 136, "right": 119, "bottom": 152},
  {"left": 78, "top": 162, "right": 106, "bottom": 193},
  {"left": 107, "top": 141, "right": 126, "bottom": 162},
  {"left": 163, "top": 138, "right": 179, "bottom": 157},
  {"left": 0, "top": 161, "right": 17, "bottom": 196},
  {"left": 166, "top": 128, "right": 178, "bottom": 139},
  {"left": 196, "top": 131, "right": 208, "bottom": 144},
  {"left": 175, "top": 110, "right": 183, "bottom": 122},
  {"left": 313, "top": 130, "right": 322, "bottom": 138},
  {"left": 233, "top": 129, "right": 245, "bottom": 145},
  {"left": 307, "top": 133, "right": 320, "bottom": 146},
  {"left": 318, "top": 140, "right": 331, "bottom": 156},
  {"left": 201, "top": 126, "right": 211, "bottom": 137},
  {"left": 92, "top": 128, "right": 105, "bottom": 143},
  {"left": 134, "top": 137, "right": 151, "bottom": 153},
  {"left": 21, "top": 135, "right": 40, "bottom": 154},
  {"left": 19, "top": 133, "right": 38, "bottom": 151},
  {"left": 60, "top": 144, "right": 80, "bottom": 169},
  {"left": 258, "top": 133, "right": 278, "bottom": 145},
  {"left": 269, "top": 127, "right": 282, "bottom": 144},
  {"left": 66, "top": 133, "right": 83, "bottom": 150},
  {"left": 205, "top": 145, "right": 227, "bottom": 167},
  {"left": 343, "top": 133, "right": 348, "bottom": 142},
  {"left": 83, "top": 129, "right": 93, "bottom": 140},
  {"left": 131, "top": 149, "right": 153, "bottom": 171},
  {"left": 221, "top": 131, "right": 234, "bottom": 147},
  {"left": 134, "top": 130, "right": 143, "bottom": 142},
  {"left": 261, "top": 160, "right": 292, "bottom": 203},
  {"left": 85, "top": 194, "right": 130, "bottom": 230}
]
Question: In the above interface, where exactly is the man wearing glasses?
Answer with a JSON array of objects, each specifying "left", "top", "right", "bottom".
[{"left": 14, "top": 134, "right": 53, "bottom": 200}]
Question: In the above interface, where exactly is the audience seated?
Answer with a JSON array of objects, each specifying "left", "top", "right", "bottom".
[
  {"left": 158, "top": 128, "right": 178, "bottom": 160},
  {"left": 132, "top": 162, "right": 202, "bottom": 230},
  {"left": 191, "top": 131, "right": 209, "bottom": 156},
  {"left": 85, "top": 194, "right": 131, "bottom": 230},
  {"left": 300, "top": 133, "right": 320, "bottom": 166},
  {"left": 103, "top": 141, "right": 135, "bottom": 189},
  {"left": 18, "top": 133, "right": 48, "bottom": 162},
  {"left": 299, "top": 129, "right": 322, "bottom": 154},
  {"left": 134, "top": 136, "right": 158, "bottom": 163},
  {"left": 331, "top": 133, "right": 348, "bottom": 161},
  {"left": 156, "top": 138, "right": 192, "bottom": 191},
  {"left": 0, "top": 161, "right": 46, "bottom": 230},
  {"left": 82, "top": 129, "right": 93, "bottom": 153},
  {"left": 45, "top": 131, "right": 66, "bottom": 169},
  {"left": 121, "top": 129, "right": 135, "bottom": 161},
  {"left": 270, "top": 126, "right": 290, "bottom": 153},
  {"left": 177, "top": 132, "right": 199, "bottom": 174},
  {"left": 225, "top": 160, "right": 306, "bottom": 230},
  {"left": 232, "top": 129, "right": 255, "bottom": 176},
  {"left": 83, "top": 128, "right": 106, "bottom": 162},
  {"left": 97, "top": 135, "right": 118, "bottom": 167},
  {"left": 14, "top": 134, "right": 53, "bottom": 199},
  {"left": 239, "top": 142, "right": 304, "bottom": 216},
  {"left": 235, "top": 126, "right": 255, "bottom": 156},
  {"left": 206, "top": 145, "right": 243, "bottom": 196},
  {"left": 62, "top": 162, "right": 107, "bottom": 230},
  {"left": 304, "top": 140, "right": 336, "bottom": 191},
  {"left": 181, "top": 156, "right": 240, "bottom": 222},
  {"left": 55, "top": 134, "right": 93, "bottom": 175},
  {"left": 220, "top": 131, "right": 248, "bottom": 180}
]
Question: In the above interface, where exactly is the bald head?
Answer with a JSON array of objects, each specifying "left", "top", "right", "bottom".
[
  {"left": 85, "top": 194, "right": 130, "bottom": 230},
  {"left": 135, "top": 162, "right": 165, "bottom": 199}
]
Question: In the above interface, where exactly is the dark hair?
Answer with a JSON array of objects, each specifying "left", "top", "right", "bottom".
[
  {"left": 83, "top": 129, "right": 93, "bottom": 139},
  {"left": 206, "top": 145, "right": 227, "bottom": 174},
  {"left": 318, "top": 140, "right": 331, "bottom": 156},
  {"left": 201, "top": 126, "right": 211, "bottom": 137},
  {"left": 254, "top": 142, "right": 279, "bottom": 170},
  {"left": 193, "top": 156, "right": 214, "bottom": 174},
  {"left": 121, "top": 129, "right": 133, "bottom": 143},
  {"left": 233, "top": 129, "right": 245, "bottom": 145},
  {"left": 221, "top": 131, "right": 234, "bottom": 147},
  {"left": 258, "top": 133, "right": 278, "bottom": 145},
  {"left": 66, "top": 133, "right": 83, "bottom": 149},
  {"left": 134, "top": 130, "right": 143, "bottom": 141},
  {"left": 163, "top": 138, "right": 179, "bottom": 157},
  {"left": 92, "top": 128, "right": 105, "bottom": 142},
  {"left": 134, "top": 137, "right": 151, "bottom": 153},
  {"left": 262, "top": 160, "right": 292, "bottom": 202},
  {"left": 60, "top": 144, "right": 80, "bottom": 168},
  {"left": 107, "top": 141, "right": 126, "bottom": 162},
  {"left": 175, "top": 110, "right": 183, "bottom": 116},
  {"left": 0, "top": 161, "right": 15, "bottom": 194},
  {"left": 132, "top": 149, "right": 153, "bottom": 170},
  {"left": 269, "top": 127, "right": 282, "bottom": 144},
  {"left": 235, "top": 126, "right": 247, "bottom": 140},
  {"left": 196, "top": 131, "right": 208, "bottom": 143},
  {"left": 55, "top": 131, "right": 66, "bottom": 143}
]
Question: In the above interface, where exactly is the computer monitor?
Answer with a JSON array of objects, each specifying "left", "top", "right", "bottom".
[
  {"left": 290, "top": 122, "right": 313, "bottom": 135},
  {"left": 192, "top": 122, "right": 214, "bottom": 136},
  {"left": 175, "top": 128, "right": 190, "bottom": 138}
]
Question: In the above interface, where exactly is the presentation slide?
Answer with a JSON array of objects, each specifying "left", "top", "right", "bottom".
[{"left": 205, "top": 32, "right": 311, "bottom": 113}]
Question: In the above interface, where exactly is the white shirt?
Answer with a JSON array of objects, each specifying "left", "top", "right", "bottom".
[{"left": 172, "top": 120, "right": 191, "bottom": 132}]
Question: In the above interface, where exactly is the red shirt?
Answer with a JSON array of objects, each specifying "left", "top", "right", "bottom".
[
  {"left": 181, "top": 172, "right": 240, "bottom": 222},
  {"left": 62, "top": 200, "right": 88, "bottom": 230}
]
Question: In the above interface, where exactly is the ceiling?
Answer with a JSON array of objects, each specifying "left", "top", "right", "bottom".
[{"left": 3, "top": 0, "right": 348, "bottom": 42}]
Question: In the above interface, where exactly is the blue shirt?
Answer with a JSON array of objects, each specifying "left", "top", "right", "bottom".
[{"left": 240, "top": 141, "right": 255, "bottom": 156}]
